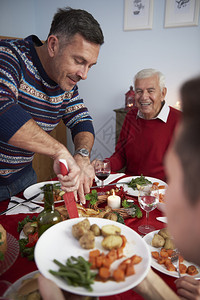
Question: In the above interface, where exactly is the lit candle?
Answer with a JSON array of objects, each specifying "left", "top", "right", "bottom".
[{"left": 107, "top": 192, "right": 121, "bottom": 209}]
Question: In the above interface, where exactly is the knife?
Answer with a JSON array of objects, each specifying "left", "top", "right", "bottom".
[
  {"left": 91, "top": 182, "right": 130, "bottom": 189},
  {"left": 0, "top": 192, "right": 41, "bottom": 215},
  {"left": 59, "top": 159, "right": 79, "bottom": 218}
]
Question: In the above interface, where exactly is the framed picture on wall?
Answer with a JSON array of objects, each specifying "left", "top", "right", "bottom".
[
  {"left": 164, "top": 0, "right": 200, "bottom": 28},
  {"left": 124, "top": 0, "right": 154, "bottom": 31}
]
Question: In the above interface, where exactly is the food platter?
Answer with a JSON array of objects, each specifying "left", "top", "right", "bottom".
[
  {"left": 143, "top": 230, "right": 200, "bottom": 279},
  {"left": 34, "top": 217, "right": 151, "bottom": 297},
  {"left": 116, "top": 176, "right": 167, "bottom": 197},
  {"left": 23, "top": 181, "right": 64, "bottom": 204},
  {"left": 0, "top": 233, "right": 19, "bottom": 276},
  {"left": 3, "top": 270, "right": 39, "bottom": 298}
]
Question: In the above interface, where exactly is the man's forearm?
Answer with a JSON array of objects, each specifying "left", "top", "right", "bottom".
[
  {"left": 8, "top": 119, "right": 67, "bottom": 159},
  {"left": 73, "top": 131, "right": 94, "bottom": 154},
  {"left": 133, "top": 268, "right": 180, "bottom": 300}
]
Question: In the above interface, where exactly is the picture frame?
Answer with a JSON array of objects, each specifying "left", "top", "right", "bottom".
[
  {"left": 124, "top": 0, "right": 154, "bottom": 31},
  {"left": 164, "top": 0, "right": 200, "bottom": 28}
]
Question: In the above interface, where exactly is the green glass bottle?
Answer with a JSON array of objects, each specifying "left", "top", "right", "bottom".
[{"left": 37, "top": 184, "right": 62, "bottom": 237}]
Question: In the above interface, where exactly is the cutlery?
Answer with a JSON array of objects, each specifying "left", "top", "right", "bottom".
[
  {"left": 10, "top": 200, "right": 41, "bottom": 212},
  {"left": 171, "top": 249, "right": 181, "bottom": 278},
  {"left": 0, "top": 192, "right": 41, "bottom": 215},
  {"left": 91, "top": 182, "right": 130, "bottom": 189}
]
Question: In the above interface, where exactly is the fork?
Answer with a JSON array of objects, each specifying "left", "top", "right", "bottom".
[
  {"left": 171, "top": 249, "right": 181, "bottom": 278},
  {"left": 10, "top": 200, "right": 40, "bottom": 212}
]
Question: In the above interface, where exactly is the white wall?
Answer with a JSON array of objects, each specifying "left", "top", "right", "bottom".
[{"left": 1, "top": 0, "right": 200, "bottom": 160}]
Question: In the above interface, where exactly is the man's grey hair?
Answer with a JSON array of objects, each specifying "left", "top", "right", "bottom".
[{"left": 134, "top": 68, "right": 166, "bottom": 91}]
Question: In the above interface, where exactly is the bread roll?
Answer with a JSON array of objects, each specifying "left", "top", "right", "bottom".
[{"left": 0, "top": 224, "right": 7, "bottom": 254}]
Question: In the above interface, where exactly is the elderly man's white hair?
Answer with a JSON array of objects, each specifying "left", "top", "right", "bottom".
[{"left": 134, "top": 68, "right": 166, "bottom": 91}]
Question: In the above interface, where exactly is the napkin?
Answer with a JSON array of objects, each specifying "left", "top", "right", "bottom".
[
  {"left": 95, "top": 173, "right": 125, "bottom": 186},
  {"left": 6, "top": 196, "right": 44, "bottom": 215}
]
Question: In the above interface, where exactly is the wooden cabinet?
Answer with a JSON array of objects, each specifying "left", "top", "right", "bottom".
[
  {"left": 32, "top": 121, "right": 67, "bottom": 182},
  {"left": 114, "top": 108, "right": 127, "bottom": 144}
]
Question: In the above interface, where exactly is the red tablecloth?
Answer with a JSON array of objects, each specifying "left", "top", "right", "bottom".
[{"left": 0, "top": 180, "right": 177, "bottom": 299}]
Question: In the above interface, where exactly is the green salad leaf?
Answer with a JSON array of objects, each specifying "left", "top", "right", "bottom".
[{"left": 128, "top": 175, "right": 152, "bottom": 190}]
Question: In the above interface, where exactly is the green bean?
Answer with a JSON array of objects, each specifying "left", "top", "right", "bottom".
[{"left": 49, "top": 256, "right": 96, "bottom": 291}]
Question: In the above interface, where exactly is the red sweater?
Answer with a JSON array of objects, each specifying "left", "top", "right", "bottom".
[{"left": 108, "top": 107, "right": 181, "bottom": 181}]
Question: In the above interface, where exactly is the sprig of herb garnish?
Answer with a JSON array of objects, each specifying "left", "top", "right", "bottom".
[
  {"left": 85, "top": 189, "right": 98, "bottom": 206},
  {"left": 122, "top": 200, "right": 142, "bottom": 218}
]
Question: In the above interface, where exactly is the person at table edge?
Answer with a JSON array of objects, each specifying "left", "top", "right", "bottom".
[
  {"left": 0, "top": 7, "right": 104, "bottom": 203},
  {"left": 108, "top": 68, "right": 181, "bottom": 182},
  {"left": 38, "top": 76, "right": 200, "bottom": 299}
]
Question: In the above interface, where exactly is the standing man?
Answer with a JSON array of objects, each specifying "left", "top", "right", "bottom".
[
  {"left": 0, "top": 7, "right": 104, "bottom": 202},
  {"left": 108, "top": 68, "right": 181, "bottom": 181}
]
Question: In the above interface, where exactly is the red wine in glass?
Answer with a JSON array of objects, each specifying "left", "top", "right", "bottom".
[
  {"left": 95, "top": 171, "right": 110, "bottom": 181},
  {"left": 94, "top": 159, "right": 111, "bottom": 191}
]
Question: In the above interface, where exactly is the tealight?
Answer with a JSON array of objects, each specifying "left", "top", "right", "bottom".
[{"left": 107, "top": 194, "right": 121, "bottom": 209}]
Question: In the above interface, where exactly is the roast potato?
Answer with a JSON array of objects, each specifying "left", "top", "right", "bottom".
[
  {"left": 79, "top": 230, "right": 95, "bottom": 249},
  {"left": 102, "top": 235, "right": 123, "bottom": 250},
  {"left": 151, "top": 233, "right": 165, "bottom": 248},
  {"left": 164, "top": 238, "right": 175, "bottom": 250},
  {"left": 101, "top": 225, "right": 121, "bottom": 237},
  {"left": 90, "top": 224, "right": 101, "bottom": 236},
  {"left": 72, "top": 218, "right": 90, "bottom": 239},
  {"left": 158, "top": 228, "right": 171, "bottom": 239}
]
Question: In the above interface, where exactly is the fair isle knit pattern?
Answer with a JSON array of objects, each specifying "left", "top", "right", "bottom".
[{"left": 0, "top": 35, "right": 94, "bottom": 184}]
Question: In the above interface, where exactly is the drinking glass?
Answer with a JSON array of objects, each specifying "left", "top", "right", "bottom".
[
  {"left": 94, "top": 159, "right": 111, "bottom": 190},
  {"left": 138, "top": 184, "right": 159, "bottom": 234}
]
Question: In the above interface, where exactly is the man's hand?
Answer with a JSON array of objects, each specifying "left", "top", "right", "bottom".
[
  {"left": 74, "top": 154, "right": 95, "bottom": 204},
  {"left": 53, "top": 151, "right": 80, "bottom": 193},
  {"left": 175, "top": 276, "right": 200, "bottom": 300}
]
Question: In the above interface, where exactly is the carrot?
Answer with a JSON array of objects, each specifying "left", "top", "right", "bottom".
[
  {"left": 96, "top": 254, "right": 104, "bottom": 268},
  {"left": 102, "top": 257, "right": 112, "bottom": 268},
  {"left": 157, "top": 256, "right": 167, "bottom": 264},
  {"left": 179, "top": 255, "right": 184, "bottom": 263},
  {"left": 166, "top": 249, "right": 173, "bottom": 257},
  {"left": 99, "top": 267, "right": 110, "bottom": 280},
  {"left": 130, "top": 255, "right": 142, "bottom": 265},
  {"left": 117, "top": 247, "right": 124, "bottom": 259},
  {"left": 89, "top": 249, "right": 101, "bottom": 259},
  {"left": 107, "top": 249, "right": 117, "bottom": 263},
  {"left": 160, "top": 251, "right": 168, "bottom": 258},
  {"left": 118, "top": 262, "right": 127, "bottom": 271},
  {"left": 164, "top": 258, "right": 172, "bottom": 267},
  {"left": 187, "top": 265, "right": 198, "bottom": 275},
  {"left": 179, "top": 263, "right": 187, "bottom": 274},
  {"left": 113, "top": 268, "right": 125, "bottom": 282},
  {"left": 153, "top": 182, "right": 159, "bottom": 186},
  {"left": 120, "top": 235, "right": 127, "bottom": 248},
  {"left": 166, "top": 263, "right": 176, "bottom": 272},
  {"left": 151, "top": 251, "right": 159, "bottom": 259},
  {"left": 158, "top": 185, "right": 166, "bottom": 189},
  {"left": 126, "top": 264, "right": 135, "bottom": 276},
  {"left": 88, "top": 257, "right": 96, "bottom": 269}
]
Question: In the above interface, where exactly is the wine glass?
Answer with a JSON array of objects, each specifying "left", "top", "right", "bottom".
[
  {"left": 94, "top": 159, "right": 111, "bottom": 190},
  {"left": 138, "top": 184, "right": 159, "bottom": 234}
]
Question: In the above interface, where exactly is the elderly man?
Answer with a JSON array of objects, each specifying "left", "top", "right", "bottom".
[
  {"left": 0, "top": 7, "right": 104, "bottom": 203},
  {"left": 108, "top": 68, "right": 181, "bottom": 181}
]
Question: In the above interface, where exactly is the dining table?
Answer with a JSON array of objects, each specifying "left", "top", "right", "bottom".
[{"left": 0, "top": 174, "right": 178, "bottom": 299}]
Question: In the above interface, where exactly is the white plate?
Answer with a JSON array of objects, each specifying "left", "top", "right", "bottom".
[
  {"left": 143, "top": 230, "right": 200, "bottom": 279},
  {"left": 116, "top": 176, "right": 167, "bottom": 197},
  {"left": 23, "top": 181, "right": 64, "bottom": 204},
  {"left": 4, "top": 270, "right": 39, "bottom": 298},
  {"left": 34, "top": 217, "right": 151, "bottom": 297}
]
